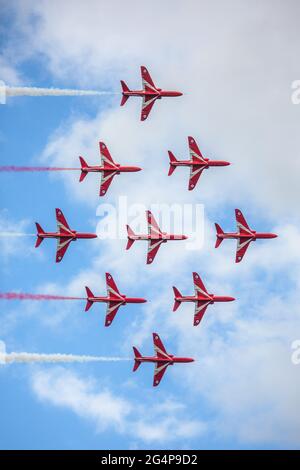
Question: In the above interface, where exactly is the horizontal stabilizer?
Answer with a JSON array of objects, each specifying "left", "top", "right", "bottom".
[
  {"left": 126, "top": 225, "right": 136, "bottom": 250},
  {"left": 168, "top": 151, "right": 177, "bottom": 176},
  {"left": 120, "top": 81, "right": 130, "bottom": 106},
  {"left": 215, "top": 223, "right": 224, "bottom": 248},
  {"left": 85, "top": 286, "right": 94, "bottom": 311},
  {"left": 133, "top": 346, "right": 142, "bottom": 371},
  {"left": 172, "top": 286, "right": 182, "bottom": 311}
]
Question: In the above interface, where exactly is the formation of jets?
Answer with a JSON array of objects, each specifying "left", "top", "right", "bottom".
[{"left": 5, "top": 65, "right": 278, "bottom": 386}]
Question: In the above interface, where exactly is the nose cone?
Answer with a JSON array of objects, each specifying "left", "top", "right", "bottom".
[
  {"left": 177, "top": 91, "right": 183, "bottom": 97},
  {"left": 223, "top": 161, "right": 231, "bottom": 166},
  {"left": 132, "top": 166, "right": 142, "bottom": 172},
  {"left": 187, "top": 358, "right": 194, "bottom": 363},
  {"left": 182, "top": 235, "right": 188, "bottom": 240},
  {"left": 270, "top": 233, "right": 278, "bottom": 238},
  {"left": 90, "top": 234, "right": 98, "bottom": 239},
  {"left": 227, "top": 296, "right": 235, "bottom": 302}
]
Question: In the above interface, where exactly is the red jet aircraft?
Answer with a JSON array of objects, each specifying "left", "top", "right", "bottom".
[
  {"left": 120, "top": 66, "right": 183, "bottom": 121},
  {"left": 133, "top": 332, "right": 194, "bottom": 387},
  {"left": 173, "top": 272, "right": 235, "bottom": 326},
  {"left": 85, "top": 273, "right": 146, "bottom": 326},
  {"left": 79, "top": 142, "right": 142, "bottom": 196},
  {"left": 126, "top": 210, "right": 188, "bottom": 264},
  {"left": 215, "top": 209, "right": 278, "bottom": 263},
  {"left": 168, "top": 136, "right": 230, "bottom": 190},
  {"left": 35, "top": 208, "right": 97, "bottom": 262}
]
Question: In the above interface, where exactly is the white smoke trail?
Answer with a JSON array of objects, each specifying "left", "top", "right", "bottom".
[
  {"left": 5, "top": 86, "right": 116, "bottom": 98},
  {"left": 0, "top": 341, "right": 129, "bottom": 365},
  {"left": 0, "top": 232, "right": 35, "bottom": 237}
]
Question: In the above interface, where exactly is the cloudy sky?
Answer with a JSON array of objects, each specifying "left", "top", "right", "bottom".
[{"left": 0, "top": 0, "right": 300, "bottom": 450}]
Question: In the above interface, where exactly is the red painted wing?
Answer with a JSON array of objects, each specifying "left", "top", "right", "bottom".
[
  {"left": 99, "top": 142, "right": 116, "bottom": 169},
  {"left": 100, "top": 170, "right": 117, "bottom": 196},
  {"left": 188, "top": 165, "right": 205, "bottom": 190},
  {"left": 194, "top": 301, "right": 210, "bottom": 326},
  {"left": 152, "top": 333, "right": 171, "bottom": 359},
  {"left": 193, "top": 272, "right": 209, "bottom": 298},
  {"left": 106, "top": 273, "right": 122, "bottom": 299},
  {"left": 56, "top": 237, "right": 73, "bottom": 263},
  {"left": 153, "top": 362, "right": 170, "bottom": 387},
  {"left": 235, "top": 209, "right": 252, "bottom": 235},
  {"left": 105, "top": 301, "right": 123, "bottom": 327},
  {"left": 188, "top": 136, "right": 205, "bottom": 162},
  {"left": 141, "top": 66, "right": 157, "bottom": 92},
  {"left": 141, "top": 95, "right": 158, "bottom": 121},
  {"left": 236, "top": 237, "right": 252, "bottom": 263},
  {"left": 147, "top": 239, "right": 163, "bottom": 264},
  {"left": 56, "top": 208, "right": 72, "bottom": 235},
  {"left": 147, "top": 211, "right": 162, "bottom": 238}
]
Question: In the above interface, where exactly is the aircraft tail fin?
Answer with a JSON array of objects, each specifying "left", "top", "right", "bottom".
[
  {"left": 215, "top": 223, "right": 224, "bottom": 248},
  {"left": 172, "top": 286, "right": 182, "bottom": 311},
  {"left": 85, "top": 286, "right": 94, "bottom": 311},
  {"left": 168, "top": 151, "right": 178, "bottom": 176},
  {"left": 79, "top": 157, "right": 89, "bottom": 182},
  {"left": 133, "top": 346, "right": 142, "bottom": 371},
  {"left": 126, "top": 225, "right": 136, "bottom": 250},
  {"left": 35, "top": 223, "right": 44, "bottom": 248},
  {"left": 120, "top": 80, "right": 130, "bottom": 106}
]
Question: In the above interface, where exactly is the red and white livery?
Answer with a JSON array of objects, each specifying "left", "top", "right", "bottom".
[
  {"left": 120, "top": 66, "right": 183, "bottom": 121},
  {"left": 168, "top": 136, "right": 230, "bottom": 190},
  {"left": 126, "top": 210, "right": 188, "bottom": 264},
  {"left": 79, "top": 142, "right": 141, "bottom": 196},
  {"left": 173, "top": 272, "right": 235, "bottom": 326},
  {"left": 35, "top": 208, "right": 97, "bottom": 263},
  {"left": 215, "top": 209, "right": 278, "bottom": 263},
  {"left": 133, "top": 333, "right": 194, "bottom": 387},
  {"left": 85, "top": 273, "right": 146, "bottom": 326}
]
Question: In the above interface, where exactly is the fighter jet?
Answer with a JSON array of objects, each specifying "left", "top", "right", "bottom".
[
  {"left": 168, "top": 136, "right": 230, "bottom": 190},
  {"left": 133, "top": 332, "right": 194, "bottom": 387},
  {"left": 215, "top": 209, "right": 278, "bottom": 263},
  {"left": 79, "top": 142, "right": 142, "bottom": 196},
  {"left": 85, "top": 273, "right": 146, "bottom": 326},
  {"left": 173, "top": 272, "right": 235, "bottom": 326},
  {"left": 120, "top": 66, "right": 183, "bottom": 121},
  {"left": 35, "top": 208, "right": 97, "bottom": 262},
  {"left": 126, "top": 210, "right": 188, "bottom": 264}
]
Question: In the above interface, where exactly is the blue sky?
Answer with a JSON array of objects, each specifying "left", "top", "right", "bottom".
[{"left": 1, "top": 0, "right": 300, "bottom": 450}]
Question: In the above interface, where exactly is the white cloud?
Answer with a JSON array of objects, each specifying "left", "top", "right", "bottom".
[{"left": 31, "top": 367, "right": 205, "bottom": 445}]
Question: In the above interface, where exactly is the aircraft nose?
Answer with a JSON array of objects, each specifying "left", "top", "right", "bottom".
[
  {"left": 271, "top": 233, "right": 278, "bottom": 238},
  {"left": 227, "top": 296, "right": 235, "bottom": 302},
  {"left": 183, "top": 235, "right": 188, "bottom": 240}
]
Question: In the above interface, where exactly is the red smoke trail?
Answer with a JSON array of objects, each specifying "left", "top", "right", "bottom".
[
  {"left": 0, "top": 293, "right": 86, "bottom": 301},
  {"left": 0, "top": 166, "right": 79, "bottom": 172}
]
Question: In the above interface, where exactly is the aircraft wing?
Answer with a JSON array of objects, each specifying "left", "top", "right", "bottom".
[
  {"left": 153, "top": 333, "right": 172, "bottom": 359},
  {"left": 153, "top": 361, "right": 170, "bottom": 387},
  {"left": 141, "top": 95, "right": 158, "bottom": 121},
  {"left": 235, "top": 209, "right": 252, "bottom": 235},
  {"left": 105, "top": 301, "right": 123, "bottom": 327},
  {"left": 236, "top": 237, "right": 252, "bottom": 263},
  {"left": 194, "top": 300, "right": 210, "bottom": 326},
  {"left": 106, "top": 273, "right": 122, "bottom": 299},
  {"left": 147, "top": 239, "right": 164, "bottom": 264},
  {"left": 188, "top": 136, "right": 206, "bottom": 163},
  {"left": 100, "top": 170, "right": 117, "bottom": 196},
  {"left": 99, "top": 142, "right": 116, "bottom": 168},
  {"left": 56, "top": 208, "right": 73, "bottom": 235},
  {"left": 141, "top": 66, "right": 158, "bottom": 93},
  {"left": 56, "top": 237, "right": 73, "bottom": 263},
  {"left": 193, "top": 272, "right": 209, "bottom": 298},
  {"left": 147, "top": 211, "right": 162, "bottom": 238},
  {"left": 188, "top": 165, "right": 205, "bottom": 190}
]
